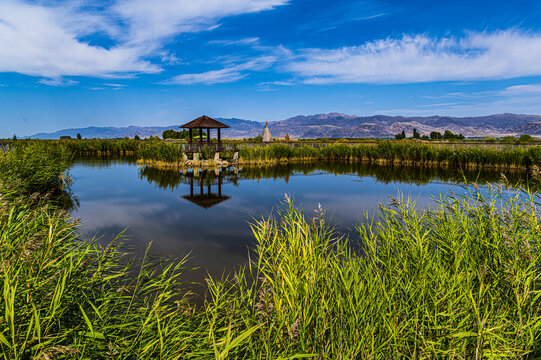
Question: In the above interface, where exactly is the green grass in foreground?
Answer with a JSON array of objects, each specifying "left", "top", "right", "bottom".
[{"left": 2, "top": 144, "right": 541, "bottom": 358}]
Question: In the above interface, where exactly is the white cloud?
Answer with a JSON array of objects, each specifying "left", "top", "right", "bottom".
[
  {"left": 159, "top": 51, "right": 182, "bottom": 65},
  {"left": 38, "top": 77, "right": 79, "bottom": 86},
  {"left": 0, "top": 1, "right": 160, "bottom": 78},
  {"left": 260, "top": 80, "right": 296, "bottom": 86},
  {"left": 208, "top": 37, "right": 260, "bottom": 46},
  {"left": 167, "top": 44, "right": 292, "bottom": 85},
  {"left": 111, "top": 0, "right": 287, "bottom": 49},
  {"left": 423, "top": 84, "right": 541, "bottom": 101},
  {"left": 417, "top": 102, "right": 463, "bottom": 108},
  {"left": 285, "top": 30, "right": 541, "bottom": 84},
  {"left": 164, "top": 56, "right": 276, "bottom": 84},
  {"left": 0, "top": 0, "right": 287, "bottom": 79},
  {"left": 498, "top": 84, "right": 541, "bottom": 96}
]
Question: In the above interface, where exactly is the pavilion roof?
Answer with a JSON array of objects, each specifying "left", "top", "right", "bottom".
[
  {"left": 181, "top": 194, "right": 231, "bottom": 208},
  {"left": 180, "top": 115, "right": 230, "bottom": 129}
]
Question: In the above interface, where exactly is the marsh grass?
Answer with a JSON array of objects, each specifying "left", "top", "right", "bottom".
[
  {"left": 3, "top": 142, "right": 541, "bottom": 358},
  {"left": 10, "top": 139, "right": 184, "bottom": 161},
  {"left": 11, "top": 139, "right": 541, "bottom": 173},
  {"left": 0, "top": 142, "right": 71, "bottom": 196},
  {"left": 238, "top": 141, "right": 541, "bottom": 170},
  {"left": 0, "top": 191, "right": 209, "bottom": 359},
  {"left": 206, "top": 188, "right": 541, "bottom": 359}
]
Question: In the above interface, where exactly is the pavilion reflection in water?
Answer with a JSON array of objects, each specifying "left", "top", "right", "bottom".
[
  {"left": 138, "top": 166, "right": 239, "bottom": 209},
  {"left": 182, "top": 169, "right": 234, "bottom": 209},
  {"left": 139, "top": 162, "right": 536, "bottom": 208}
]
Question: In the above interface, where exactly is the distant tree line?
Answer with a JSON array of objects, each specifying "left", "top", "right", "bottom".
[
  {"left": 243, "top": 135, "right": 263, "bottom": 142},
  {"left": 162, "top": 129, "right": 207, "bottom": 140},
  {"left": 395, "top": 128, "right": 464, "bottom": 140},
  {"left": 58, "top": 133, "right": 83, "bottom": 140},
  {"left": 163, "top": 129, "right": 188, "bottom": 139}
]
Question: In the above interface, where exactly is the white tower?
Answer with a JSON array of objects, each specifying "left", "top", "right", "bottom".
[{"left": 262, "top": 122, "right": 272, "bottom": 142}]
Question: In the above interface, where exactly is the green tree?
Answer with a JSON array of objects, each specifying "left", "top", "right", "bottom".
[
  {"left": 443, "top": 130, "right": 456, "bottom": 139},
  {"left": 76, "top": 133, "right": 82, "bottom": 140},
  {"left": 395, "top": 130, "right": 406, "bottom": 140},
  {"left": 134, "top": 135, "right": 140, "bottom": 140},
  {"left": 244, "top": 135, "right": 263, "bottom": 142},
  {"left": 430, "top": 131, "right": 442, "bottom": 140},
  {"left": 163, "top": 129, "right": 194, "bottom": 140},
  {"left": 413, "top": 128, "right": 420, "bottom": 139},
  {"left": 519, "top": 134, "right": 534, "bottom": 143}
]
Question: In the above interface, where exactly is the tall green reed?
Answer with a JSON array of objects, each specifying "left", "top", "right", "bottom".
[
  {"left": 238, "top": 141, "right": 541, "bottom": 169},
  {"left": 0, "top": 141, "right": 71, "bottom": 197},
  {"left": 0, "top": 140, "right": 261, "bottom": 359},
  {"left": 206, "top": 188, "right": 541, "bottom": 358}
]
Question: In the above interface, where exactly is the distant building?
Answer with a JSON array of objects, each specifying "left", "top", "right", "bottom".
[{"left": 262, "top": 122, "right": 272, "bottom": 142}]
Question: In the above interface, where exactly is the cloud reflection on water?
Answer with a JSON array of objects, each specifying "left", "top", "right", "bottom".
[{"left": 70, "top": 160, "right": 518, "bottom": 283}]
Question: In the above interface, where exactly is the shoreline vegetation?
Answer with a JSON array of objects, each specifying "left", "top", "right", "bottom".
[
  {"left": 4, "top": 138, "right": 541, "bottom": 172},
  {"left": 2, "top": 141, "right": 541, "bottom": 358},
  {"left": 137, "top": 161, "right": 541, "bottom": 192}
]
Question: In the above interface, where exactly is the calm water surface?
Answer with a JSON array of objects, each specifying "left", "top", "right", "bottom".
[{"left": 69, "top": 159, "right": 519, "bottom": 283}]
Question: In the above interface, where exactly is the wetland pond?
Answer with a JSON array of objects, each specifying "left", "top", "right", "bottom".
[{"left": 70, "top": 159, "right": 528, "bottom": 287}]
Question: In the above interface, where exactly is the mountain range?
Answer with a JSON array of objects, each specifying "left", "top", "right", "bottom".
[{"left": 27, "top": 113, "right": 541, "bottom": 139}]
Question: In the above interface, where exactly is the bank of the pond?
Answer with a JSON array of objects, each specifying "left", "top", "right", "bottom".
[
  {"left": 7, "top": 139, "right": 541, "bottom": 172},
  {"left": 237, "top": 142, "right": 541, "bottom": 171},
  {"left": 3, "top": 141, "right": 541, "bottom": 358},
  {"left": 135, "top": 140, "right": 541, "bottom": 172}
]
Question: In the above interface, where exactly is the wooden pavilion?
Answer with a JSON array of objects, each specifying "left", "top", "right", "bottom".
[{"left": 180, "top": 115, "right": 229, "bottom": 152}]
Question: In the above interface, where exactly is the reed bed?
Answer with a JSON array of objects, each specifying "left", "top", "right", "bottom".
[
  {"left": 54, "top": 138, "right": 139, "bottom": 156},
  {"left": 210, "top": 188, "right": 541, "bottom": 358},
  {"left": 10, "top": 139, "right": 541, "bottom": 173},
  {"left": 3, "top": 142, "right": 541, "bottom": 358},
  {"left": 10, "top": 139, "right": 183, "bottom": 160},
  {"left": 0, "top": 142, "right": 258, "bottom": 359},
  {"left": 238, "top": 141, "right": 541, "bottom": 170},
  {"left": 0, "top": 141, "right": 71, "bottom": 197}
]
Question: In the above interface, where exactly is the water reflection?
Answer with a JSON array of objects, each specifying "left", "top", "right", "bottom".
[
  {"left": 71, "top": 159, "right": 537, "bottom": 288},
  {"left": 139, "top": 167, "right": 240, "bottom": 208},
  {"left": 239, "top": 162, "right": 533, "bottom": 186},
  {"left": 138, "top": 162, "right": 534, "bottom": 207}
]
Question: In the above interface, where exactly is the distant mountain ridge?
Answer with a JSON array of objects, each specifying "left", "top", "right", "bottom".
[
  {"left": 27, "top": 118, "right": 264, "bottom": 139},
  {"left": 267, "top": 113, "right": 541, "bottom": 139},
  {"left": 27, "top": 113, "right": 541, "bottom": 139}
]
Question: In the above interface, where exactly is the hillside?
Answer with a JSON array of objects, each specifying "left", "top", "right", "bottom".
[{"left": 27, "top": 113, "right": 541, "bottom": 139}]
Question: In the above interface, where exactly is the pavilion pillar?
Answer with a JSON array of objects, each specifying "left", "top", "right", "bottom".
[
  {"left": 207, "top": 128, "right": 211, "bottom": 146},
  {"left": 199, "top": 128, "right": 203, "bottom": 148},
  {"left": 217, "top": 128, "right": 221, "bottom": 149},
  {"left": 189, "top": 129, "right": 192, "bottom": 148}
]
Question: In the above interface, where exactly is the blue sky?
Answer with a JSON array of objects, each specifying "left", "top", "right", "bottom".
[{"left": 1, "top": 0, "right": 541, "bottom": 137}]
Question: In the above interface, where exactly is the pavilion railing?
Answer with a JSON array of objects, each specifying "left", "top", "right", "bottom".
[{"left": 180, "top": 143, "right": 228, "bottom": 152}]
